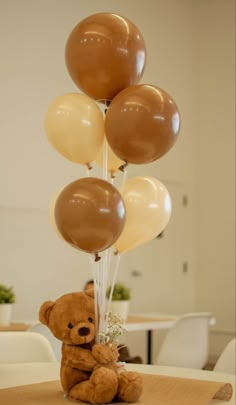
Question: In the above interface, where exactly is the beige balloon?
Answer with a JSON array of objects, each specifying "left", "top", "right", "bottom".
[
  {"left": 96, "top": 141, "right": 124, "bottom": 178},
  {"left": 45, "top": 93, "right": 104, "bottom": 167},
  {"left": 49, "top": 188, "right": 65, "bottom": 241},
  {"left": 114, "top": 176, "right": 172, "bottom": 254}
]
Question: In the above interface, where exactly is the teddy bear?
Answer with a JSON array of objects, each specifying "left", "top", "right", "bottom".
[{"left": 39, "top": 289, "right": 142, "bottom": 404}]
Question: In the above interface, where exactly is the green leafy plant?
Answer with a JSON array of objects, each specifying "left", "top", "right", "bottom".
[
  {"left": 0, "top": 284, "right": 15, "bottom": 304},
  {"left": 106, "top": 283, "right": 131, "bottom": 301}
]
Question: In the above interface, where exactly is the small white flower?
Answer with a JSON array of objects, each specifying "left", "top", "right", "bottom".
[{"left": 97, "top": 312, "right": 127, "bottom": 343}]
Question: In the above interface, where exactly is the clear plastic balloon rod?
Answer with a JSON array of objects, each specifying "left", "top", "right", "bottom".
[
  {"left": 86, "top": 166, "right": 91, "bottom": 177},
  {"left": 105, "top": 253, "right": 121, "bottom": 330},
  {"left": 91, "top": 251, "right": 109, "bottom": 340},
  {"left": 102, "top": 139, "right": 108, "bottom": 181},
  {"left": 91, "top": 250, "right": 121, "bottom": 339},
  {"left": 89, "top": 255, "right": 99, "bottom": 336},
  {"left": 121, "top": 168, "right": 128, "bottom": 185},
  {"left": 99, "top": 250, "right": 109, "bottom": 335}
]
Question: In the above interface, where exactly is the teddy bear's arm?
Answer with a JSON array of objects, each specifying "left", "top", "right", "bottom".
[
  {"left": 92, "top": 343, "right": 119, "bottom": 364},
  {"left": 62, "top": 344, "right": 97, "bottom": 371}
]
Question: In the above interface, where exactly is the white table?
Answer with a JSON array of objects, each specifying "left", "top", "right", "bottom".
[
  {"left": 125, "top": 313, "right": 216, "bottom": 364},
  {"left": 8, "top": 314, "right": 215, "bottom": 365},
  {"left": 126, "top": 314, "right": 178, "bottom": 332},
  {"left": 6, "top": 315, "right": 178, "bottom": 364},
  {"left": 0, "top": 362, "right": 234, "bottom": 404},
  {"left": 125, "top": 313, "right": 178, "bottom": 364}
]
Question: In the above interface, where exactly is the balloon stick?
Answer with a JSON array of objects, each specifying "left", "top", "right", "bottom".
[
  {"left": 102, "top": 140, "right": 108, "bottom": 181},
  {"left": 121, "top": 168, "right": 128, "bottom": 185},
  {"left": 86, "top": 167, "right": 91, "bottom": 177},
  {"left": 89, "top": 255, "right": 99, "bottom": 336},
  {"left": 106, "top": 253, "right": 121, "bottom": 329}
]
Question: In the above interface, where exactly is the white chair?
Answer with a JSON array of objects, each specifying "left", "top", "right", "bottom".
[
  {"left": 155, "top": 312, "right": 212, "bottom": 369},
  {"left": 0, "top": 331, "right": 56, "bottom": 363},
  {"left": 29, "top": 323, "right": 62, "bottom": 361},
  {"left": 213, "top": 338, "right": 236, "bottom": 374}
]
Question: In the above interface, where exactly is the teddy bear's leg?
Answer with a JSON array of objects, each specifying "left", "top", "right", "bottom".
[
  {"left": 117, "top": 371, "right": 143, "bottom": 403},
  {"left": 69, "top": 367, "right": 118, "bottom": 404}
]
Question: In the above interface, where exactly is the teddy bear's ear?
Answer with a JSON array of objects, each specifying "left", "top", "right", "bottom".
[
  {"left": 39, "top": 300, "right": 55, "bottom": 325},
  {"left": 85, "top": 288, "right": 94, "bottom": 299}
]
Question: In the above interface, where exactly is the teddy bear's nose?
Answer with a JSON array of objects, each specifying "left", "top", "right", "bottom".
[{"left": 78, "top": 327, "right": 90, "bottom": 336}]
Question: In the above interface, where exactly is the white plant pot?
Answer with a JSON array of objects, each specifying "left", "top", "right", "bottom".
[
  {"left": 110, "top": 300, "right": 130, "bottom": 321},
  {"left": 0, "top": 304, "right": 13, "bottom": 326}
]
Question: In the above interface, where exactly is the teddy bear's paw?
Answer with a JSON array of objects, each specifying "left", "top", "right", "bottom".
[
  {"left": 117, "top": 371, "right": 143, "bottom": 403},
  {"left": 90, "top": 367, "right": 118, "bottom": 404},
  {"left": 92, "top": 343, "right": 119, "bottom": 364}
]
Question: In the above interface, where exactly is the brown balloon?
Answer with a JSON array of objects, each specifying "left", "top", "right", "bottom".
[
  {"left": 105, "top": 84, "right": 181, "bottom": 164},
  {"left": 54, "top": 177, "right": 126, "bottom": 254},
  {"left": 65, "top": 13, "right": 146, "bottom": 101}
]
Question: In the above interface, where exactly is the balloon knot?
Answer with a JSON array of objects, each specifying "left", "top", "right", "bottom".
[
  {"left": 104, "top": 100, "right": 111, "bottom": 114},
  {"left": 86, "top": 163, "right": 93, "bottom": 170},
  {"left": 118, "top": 162, "right": 128, "bottom": 172},
  {"left": 97, "top": 99, "right": 111, "bottom": 107},
  {"left": 94, "top": 253, "right": 101, "bottom": 262}
]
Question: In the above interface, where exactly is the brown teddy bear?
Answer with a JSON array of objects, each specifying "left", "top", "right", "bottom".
[{"left": 39, "top": 290, "right": 142, "bottom": 404}]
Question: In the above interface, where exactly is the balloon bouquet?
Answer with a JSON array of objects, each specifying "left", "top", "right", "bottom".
[{"left": 44, "top": 13, "right": 180, "bottom": 340}]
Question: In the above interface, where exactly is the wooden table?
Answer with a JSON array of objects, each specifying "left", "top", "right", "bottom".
[{"left": 0, "top": 362, "right": 234, "bottom": 404}]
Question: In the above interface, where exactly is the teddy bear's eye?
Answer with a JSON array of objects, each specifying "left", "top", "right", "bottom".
[
  {"left": 88, "top": 317, "right": 93, "bottom": 323},
  {"left": 68, "top": 322, "right": 73, "bottom": 329}
]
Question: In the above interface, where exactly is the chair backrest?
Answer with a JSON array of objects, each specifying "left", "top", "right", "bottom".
[
  {"left": 213, "top": 338, "right": 236, "bottom": 374},
  {"left": 29, "top": 323, "right": 62, "bottom": 361},
  {"left": 0, "top": 331, "right": 56, "bottom": 363},
  {"left": 155, "top": 312, "right": 212, "bottom": 369}
]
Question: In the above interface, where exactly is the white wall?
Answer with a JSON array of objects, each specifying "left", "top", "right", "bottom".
[
  {"left": 0, "top": 0, "right": 194, "bottom": 319},
  {"left": 0, "top": 0, "right": 234, "bottom": 363},
  {"left": 193, "top": 0, "right": 235, "bottom": 362}
]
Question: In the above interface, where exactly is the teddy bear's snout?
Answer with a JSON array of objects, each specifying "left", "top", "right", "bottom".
[
  {"left": 70, "top": 321, "right": 95, "bottom": 344},
  {"left": 78, "top": 327, "right": 90, "bottom": 336}
]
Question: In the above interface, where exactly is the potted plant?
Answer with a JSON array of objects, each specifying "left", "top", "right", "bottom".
[
  {"left": 106, "top": 283, "right": 131, "bottom": 321},
  {"left": 0, "top": 284, "right": 15, "bottom": 326}
]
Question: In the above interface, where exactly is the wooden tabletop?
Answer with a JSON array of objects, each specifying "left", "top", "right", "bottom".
[{"left": 0, "top": 362, "right": 234, "bottom": 404}]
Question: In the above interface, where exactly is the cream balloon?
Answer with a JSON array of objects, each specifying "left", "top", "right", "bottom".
[
  {"left": 45, "top": 93, "right": 104, "bottom": 167},
  {"left": 114, "top": 176, "right": 172, "bottom": 254},
  {"left": 49, "top": 188, "right": 65, "bottom": 241},
  {"left": 96, "top": 141, "right": 124, "bottom": 178}
]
